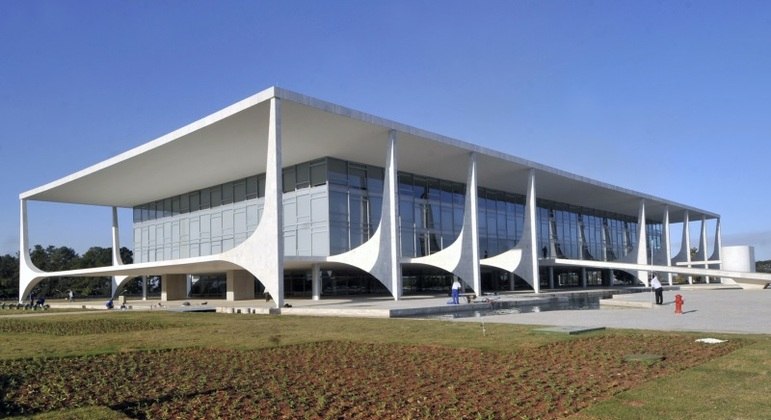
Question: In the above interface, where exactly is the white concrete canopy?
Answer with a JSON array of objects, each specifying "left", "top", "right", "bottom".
[{"left": 21, "top": 87, "right": 716, "bottom": 224}]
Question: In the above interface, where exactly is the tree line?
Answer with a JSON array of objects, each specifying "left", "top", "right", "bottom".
[{"left": 0, "top": 245, "right": 138, "bottom": 300}]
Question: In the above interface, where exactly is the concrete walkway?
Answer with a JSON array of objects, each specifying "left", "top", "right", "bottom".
[{"left": 456, "top": 288, "right": 771, "bottom": 335}]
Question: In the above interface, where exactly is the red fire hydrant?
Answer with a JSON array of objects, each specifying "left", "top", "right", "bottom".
[{"left": 674, "top": 294, "right": 684, "bottom": 314}]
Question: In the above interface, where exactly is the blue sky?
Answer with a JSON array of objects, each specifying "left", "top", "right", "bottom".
[{"left": 1, "top": 0, "right": 770, "bottom": 260}]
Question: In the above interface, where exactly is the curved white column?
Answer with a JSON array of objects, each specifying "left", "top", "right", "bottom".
[
  {"left": 327, "top": 130, "right": 402, "bottom": 299},
  {"left": 672, "top": 210, "right": 692, "bottom": 265},
  {"left": 661, "top": 206, "right": 673, "bottom": 285},
  {"left": 693, "top": 216, "right": 709, "bottom": 265},
  {"left": 619, "top": 199, "right": 648, "bottom": 285},
  {"left": 481, "top": 168, "right": 540, "bottom": 292},
  {"left": 18, "top": 199, "right": 45, "bottom": 302},
  {"left": 220, "top": 96, "right": 284, "bottom": 307},
  {"left": 111, "top": 206, "right": 130, "bottom": 298},
  {"left": 409, "top": 152, "right": 481, "bottom": 295},
  {"left": 710, "top": 218, "right": 722, "bottom": 269},
  {"left": 21, "top": 97, "right": 283, "bottom": 308}
]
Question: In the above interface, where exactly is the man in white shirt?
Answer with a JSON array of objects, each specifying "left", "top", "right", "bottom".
[
  {"left": 650, "top": 273, "right": 663, "bottom": 305},
  {"left": 451, "top": 278, "right": 462, "bottom": 304}
]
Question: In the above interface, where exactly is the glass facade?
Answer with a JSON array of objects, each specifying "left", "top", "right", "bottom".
[
  {"left": 132, "top": 156, "right": 663, "bottom": 291},
  {"left": 398, "top": 173, "right": 466, "bottom": 258}
]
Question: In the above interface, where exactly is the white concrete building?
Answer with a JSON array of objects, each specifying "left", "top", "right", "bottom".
[{"left": 18, "top": 87, "right": 771, "bottom": 307}]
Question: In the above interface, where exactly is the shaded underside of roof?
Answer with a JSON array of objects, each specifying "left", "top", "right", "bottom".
[{"left": 21, "top": 87, "right": 717, "bottom": 223}]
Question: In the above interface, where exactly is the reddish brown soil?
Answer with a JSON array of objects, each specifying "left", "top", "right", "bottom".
[{"left": 0, "top": 334, "right": 742, "bottom": 419}]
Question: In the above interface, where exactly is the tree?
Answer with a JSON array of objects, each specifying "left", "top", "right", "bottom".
[
  {"left": 0, "top": 253, "right": 19, "bottom": 299},
  {"left": 28, "top": 245, "right": 79, "bottom": 298},
  {"left": 24, "top": 245, "right": 134, "bottom": 299},
  {"left": 9, "top": 245, "right": 137, "bottom": 300}
]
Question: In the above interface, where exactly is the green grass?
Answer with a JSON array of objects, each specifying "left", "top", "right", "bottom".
[{"left": 2, "top": 311, "right": 770, "bottom": 418}]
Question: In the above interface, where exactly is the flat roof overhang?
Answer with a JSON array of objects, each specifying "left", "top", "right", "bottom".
[{"left": 20, "top": 86, "right": 717, "bottom": 223}]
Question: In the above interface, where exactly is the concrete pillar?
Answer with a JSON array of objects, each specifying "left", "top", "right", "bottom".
[
  {"left": 226, "top": 270, "right": 255, "bottom": 301},
  {"left": 161, "top": 274, "right": 186, "bottom": 301},
  {"left": 548, "top": 267, "right": 554, "bottom": 289},
  {"left": 142, "top": 276, "right": 147, "bottom": 301},
  {"left": 312, "top": 263, "right": 321, "bottom": 301}
]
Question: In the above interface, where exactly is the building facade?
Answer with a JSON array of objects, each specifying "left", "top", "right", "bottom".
[{"left": 19, "top": 87, "right": 769, "bottom": 307}]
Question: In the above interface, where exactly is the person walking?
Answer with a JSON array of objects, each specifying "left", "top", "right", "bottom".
[
  {"left": 650, "top": 273, "right": 663, "bottom": 305},
  {"left": 451, "top": 278, "right": 462, "bottom": 304}
]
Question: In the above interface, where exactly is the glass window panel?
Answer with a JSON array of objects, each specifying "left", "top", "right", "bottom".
[
  {"left": 350, "top": 227, "right": 364, "bottom": 249},
  {"left": 398, "top": 173, "right": 414, "bottom": 196},
  {"left": 440, "top": 182, "right": 453, "bottom": 204},
  {"left": 401, "top": 228, "right": 415, "bottom": 257},
  {"left": 413, "top": 177, "right": 427, "bottom": 199},
  {"left": 486, "top": 211, "right": 497, "bottom": 237},
  {"left": 210, "top": 186, "right": 221, "bottom": 207},
  {"left": 427, "top": 179, "right": 441, "bottom": 201},
  {"left": 179, "top": 193, "right": 190, "bottom": 213},
  {"left": 453, "top": 184, "right": 465, "bottom": 206},
  {"left": 328, "top": 158, "right": 348, "bottom": 185},
  {"left": 200, "top": 189, "right": 211, "bottom": 209},
  {"left": 399, "top": 199, "right": 414, "bottom": 223},
  {"left": 350, "top": 194, "right": 363, "bottom": 226},
  {"left": 246, "top": 176, "right": 259, "bottom": 199},
  {"left": 257, "top": 175, "right": 266, "bottom": 198},
  {"left": 234, "top": 181, "right": 246, "bottom": 203},
  {"left": 296, "top": 162, "right": 310, "bottom": 189},
  {"left": 348, "top": 164, "right": 366, "bottom": 190},
  {"left": 133, "top": 207, "right": 142, "bottom": 223},
  {"left": 369, "top": 196, "right": 382, "bottom": 228},
  {"left": 310, "top": 160, "right": 327, "bottom": 186},
  {"left": 453, "top": 208, "right": 464, "bottom": 233},
  {"left": 283, "top": 167, "right": 296, "bottom": 193},
  {"left": 144, "top": 202, "right": 153, "bottom": 221},
  {"left": 429, "top": 203, "right": 441, "bottom": 229},
  {"left": 222, "top": 182, "right": 234, "bottom": 204},
  {"left": 367, "top": 166, "right": 384, "bottom": 193},
  {"left": 329, "top": 222, "right": 349, "bottom": 254},
  {"left": 189, "top": 191, "right": 200, "bottom": 212},
  {"left": 497, "top": 211, "right": 507, "bottom": 236},
  {"left": 441, "top": 206, "right": 453, "bottom": 235},
  {"left": 414, "top": 203, "right": 425, "bottom": 229},
  {"left": 329, "top": 190, "right": 349, "bottom": 223}
]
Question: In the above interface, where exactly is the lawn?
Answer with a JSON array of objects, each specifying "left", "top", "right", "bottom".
[{"left": 1, "top": 311, "right": 769, "bottom": 419}]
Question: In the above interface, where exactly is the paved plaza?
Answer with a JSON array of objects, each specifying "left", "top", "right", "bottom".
[
  {"left": 30, "top": 285, "right": 770, "bottom": 336},
  {"left": 456, "top": 288, "right": 771, "bottom": 335}
]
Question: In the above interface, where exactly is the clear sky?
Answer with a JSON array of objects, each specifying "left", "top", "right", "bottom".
[{"left": 1, "top": 1, "right": 770, "bottom": 260}]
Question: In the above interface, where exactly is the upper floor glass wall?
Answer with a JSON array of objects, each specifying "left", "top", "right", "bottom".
[
  {"left": 327, "top": 158, "right": 384, "bottom": 254},
  {"left": 133, "top": 155, "right": 664, "bottom": 264}
]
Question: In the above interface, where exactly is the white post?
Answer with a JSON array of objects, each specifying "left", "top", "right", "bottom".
[{"left": 312, "top": 263, "right": 321, "bottom": 301}]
